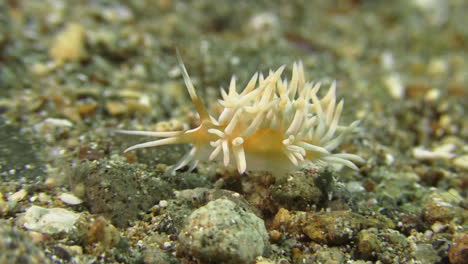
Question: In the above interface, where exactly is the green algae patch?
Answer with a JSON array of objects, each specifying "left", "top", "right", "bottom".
[{"left": 69, "top": 160, "right": 173, "bottom": 227}]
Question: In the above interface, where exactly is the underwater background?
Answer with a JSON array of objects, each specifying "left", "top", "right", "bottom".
[{"left": 0, "top": 0, "right": 467, "bottom": 263}]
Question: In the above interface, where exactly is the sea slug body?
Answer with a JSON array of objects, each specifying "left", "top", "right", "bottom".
[{"left": 117, "top": 56, "right": 364, "bottom": 175}]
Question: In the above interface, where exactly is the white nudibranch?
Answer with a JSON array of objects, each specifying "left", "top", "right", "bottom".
[{"left": 117, "top": 56, "right": 364, "bottom": 176}]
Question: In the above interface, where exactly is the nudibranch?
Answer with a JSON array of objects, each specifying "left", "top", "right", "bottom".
[{"left": 117, "top": 56, "right": 364, "bottom": 175}]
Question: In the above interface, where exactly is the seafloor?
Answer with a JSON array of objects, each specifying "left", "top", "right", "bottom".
[{"left": 0, "top": 0, "right": 467, "bottom": 263}]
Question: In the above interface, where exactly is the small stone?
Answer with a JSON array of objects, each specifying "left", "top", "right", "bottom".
[
  {"left": 269, "top": 230, "right": 282, "bottom": 243},
  {"left": 158, "top": 200, "right": 168, "bottom": 208},
  {"left": 302, "top": 211, "right": 365, "bottom": 245},
  {"left": 453, "top": 155, "right": 468, "bottom": 170},
  {"left": 8, "top": 189, "right": 27, "bottom": 202},
  {"left": 162, "top": 241, "right": 172, "bottom": 249},
  {"left": 383, "top": 73, "right": 405, "bottom": 99},
  {"left": 427, "top": 58, "right": 448, "bottom": 76},
  {"left": 178, "top": 198, "right": 269, "bottom": 264},
  {"left": 38, "top": 193, "right": 52, "bottom": 203},
  {"left": 272, "top": 208, "right": 293, "bottom": 230},
  {"left": 431, "top": 222, "right": 447, "bottom": 233},
  {"left": 106, "top": 101, "right": 128, "bottom": 116},
  {"left": 30, "top": 62, "right": 56, "bottom": 76},
  {"left": 143, "top": 245, "right": 175, "bottom": 264},
  {"left": 270, "top": 171, "right": 322, "bottom": 210},
  {"left": 357, "top": 228, "right": 382, "bottom": 259},
  {"left": 69, "top": 160, "right": 172, "bottom": 227},
  {"left": 412, "top": 144, "right": 455, "bottom": 160},
  {"left": 346, "top": 181, "right": 365, "bottom": 193},
  {"left": 413, "top": 243, "right": 441, "bottom": 263},
  {"left": 425, "top": 88, "right": 440, "bottom": 102},
  {"left": 101, "top": 4, "right": 134, "bottom": 23},
  {"left": 62, "top": 107, "right": 81, "bottom": 123},
  {"left": 314, "top": 247, "right": 346, "bottom": 264},
  {"left": 44, "top": 177, "right": 58, "bottom": 189},
  {"left": 85, "top": 217, "right": 120, "bottom": 253},
  {"left": 77, "top": 101, "right": 98, "bottom": 118},
  {"left": 59, "top": 193, "right": 83, "bottom": 205},
  {"left": 34, "top": 118, "right": 73, "bottom": 133},
  {"left": 61, "top": 245, "right": 83, "bottom": 257},
  {"left": 49, "top": 23, "right": 87, "bottom": 63},
  {"left": 381, "top": 51, "right": 395, "bottom": 69},
  {"left": 247, "top": 12, "right": 278, "bottom": 33},
  {"left": 23, "top": 206, "right": 80, "bottom": 234},
  {"left": 28, "top": 231, "right": 47, "bottom": 245},
  {"left": 78, "top": 146, "right": 105, "bottom": 161},
  {"left": 356, "top": 228, "right": 409, "bottom": 262},
  {"left": 0, "top": 193, "right": 8, "bottom": 217},
  {"left": 255, "top": 257, "right": 276, "bottom": 264},
  {"left": 449, "top": 233, "right": 468, "bottom": 264},
  {"left": 422, "top": 196, "right": 457, "bottom": 224},
  {"left": 398, "top": 214, "right": 424, "bottom": 234}
]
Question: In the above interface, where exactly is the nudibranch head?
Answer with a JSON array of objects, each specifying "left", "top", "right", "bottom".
[{"left": 117, "top": 55, "right": 364, "bottom": 175}]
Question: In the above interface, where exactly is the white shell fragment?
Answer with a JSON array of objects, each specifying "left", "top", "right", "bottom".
[
  {"left": 23, "top": 205, "right": 80, "bottom": 234},
  {"left": 412, "top": 144, "right": 456, "bottom": 160},
  {"left": 453, "top": 155, "right": 468, "bottom": 170},
  {"left": 59, "top": 193, "right": 83, "bottom": 205}
]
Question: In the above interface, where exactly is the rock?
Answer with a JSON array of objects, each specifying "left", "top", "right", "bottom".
[
  {"left": 422, "top": 195, "right": 458, "bottom": 224},
  {"left": 383, "top": 73, "right": 405, "bottom": 99},
  {"left": 8, "top": 189, "right": 28, "bottom": 202},
  {"left": 105, "top": 101, "right": 128, "bottom": 116},
  {"left": 453, "top": 155, "right": 468, "bottom": 170},
  {"left": 357, "top": 228, "right": 382, "bottom": 260},
  {"left": 49, "top": 23, "right": 87, "bottom": 63},
  {"left": 178, "top": 198, "right": 269, "bottom": 264},
  {"left": 144, "top": 246, "right": 175, "bottom": 264},
  {"left": 270, "top": 171, "right": 322, "bottom": 210},
  {"left": 85, "top": 217, "right": 120, "bottom": 254},
  {"left": 314, "top": 247, "right": 346, "bottom": 264},
  {"left": 412, "top": 144, "right": 455, "bottom": 160},
  {"left": 449, "top": 233, "right": 468, "bottom": 264},
  {"left": 356, "top": 228, "right": 411, "bottom": 263},
  {"left": 302, "top": 211, "right": 365, "bottom": 245},
  {"left": 413, "top": 243, "right": 441, "bottom": 264},
  {"left": 23, "top": 205, "right": 80, "bottom": 234},
  {"left": 0, "top": 193, "right": 8, "bottom": 217},
  {"left": 271, "top": 208, "right": 295, "bottom": 231},
  {"left": 69, "top": 160, "right": 173, "bottom": 227}
]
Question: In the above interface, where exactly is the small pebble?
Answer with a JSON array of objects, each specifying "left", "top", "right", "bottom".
[
  {"left": 179, "top": 198, "right": 269, "bottom": 264},
  {"left": 59, "top": 193, "right": 83, "bottom": 205},
  {"left": 38, "top": 193, "right": 52, "bottom": 203},
  {"left": 162, "top": 241, "right": 172, "bottom": 249},
  {"left": 449, "top": 233, "right": 468, "bottom": 264},
  {"left": 453, "top": 155, "right": 468, "bottom": 170},
  {"left": 49, "top": 23, "right": 87, "bottom": 63},
  {"left": 158, "top": 200, "right": 168, "bottom": 208},
  {"left": 383, "top": 73, "right": 405, "bottom": 99},
  {"left": 8, "top": 189, "right": 27, "bottom": 202},
  {"left": 45, "top": 177, "right": 58, "bottom": 188},
  {"left": 0, "top": 193, "right": 8, "bottom": 217},
  {"left": 412, "top": 144, "right": 455, "bottom": 160}
]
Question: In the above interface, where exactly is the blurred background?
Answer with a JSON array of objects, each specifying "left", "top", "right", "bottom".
[{"left": 0, "top": 1, "right": 467, "bottom": 263}]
